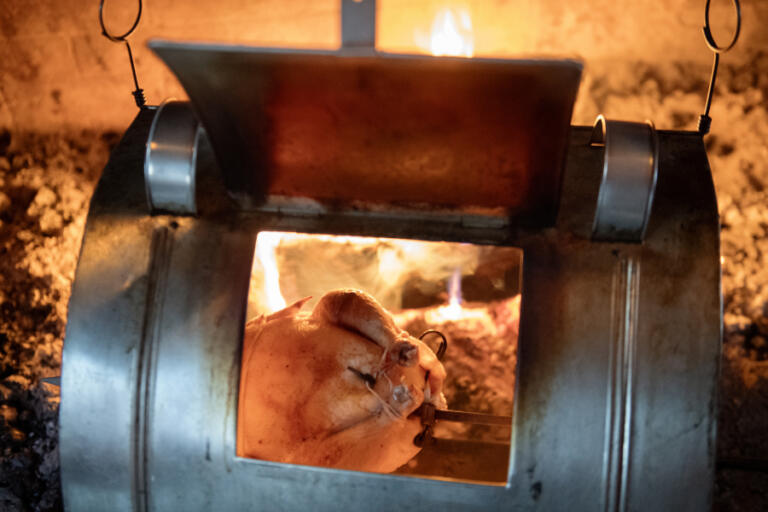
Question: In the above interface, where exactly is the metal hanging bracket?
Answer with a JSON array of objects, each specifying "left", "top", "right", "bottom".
[
  {"left": 99, "top": 0, "right": 147, "bottom": 108},
  {"left": 590, "top": 115, "right": 659, "bottom": 243},
  {"left": 144, "top": 100, "right": 201, "bottom": 214},
  {"left": 341, "top": 0, "right": 376, "bottom": 52}
]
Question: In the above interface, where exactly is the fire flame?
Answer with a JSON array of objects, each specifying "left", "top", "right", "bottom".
[
  {"left": 427, "top": 266, "right": 488, "bottom": 323},
  {"left": 251, "top": 232, "right": 507, "bottom": 326},
  {"left": 255, "top": 232, "right": 287, "bottom": 313},
  {"left": 253, "top": 232, "right": 454, "bottom": 315},
  {"left": 420, "top": 7, "right": 474, "bottom": 57},
  {"left": 441, "top": 267, "right": 464, "bottom": 319}
]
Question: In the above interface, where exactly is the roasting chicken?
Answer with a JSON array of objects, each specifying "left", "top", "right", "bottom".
[{"left": 237, "top": 289, "right": 447, "bottom": 473}]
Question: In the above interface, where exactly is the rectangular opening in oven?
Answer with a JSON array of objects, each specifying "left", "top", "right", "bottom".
[{"left": 237, "top": 231, "right": 522, "bottom": 484}]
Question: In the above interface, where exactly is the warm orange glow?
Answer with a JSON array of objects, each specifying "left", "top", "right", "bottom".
[
  {"left": 253, "top": 231, "right": 450, "bottom": 314},
  {"left": 251, "top": 231, "right": 519, "bottom": 324},
  {"left": 445, "top": 267, "right": 464, "bottom": 314},
  {"left": 418, "top": 7, "right": 474, "bottom": 57},
  {"left": 255, "top": 231, "right": 287, "bottom": 313},
  {"left": 426, "top": 266, "right": 493, "bottom": 323},
  {"left": 433, "top": 267, "right": 465, "bottom": 321}
]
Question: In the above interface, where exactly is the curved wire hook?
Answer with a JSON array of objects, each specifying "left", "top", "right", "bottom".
[
  {"left": 703, "top": 0, "right": 741, "bottom": 53},
  {"left": 98, "top": 0, "right": 146, "bottom": 108},
  {"left": 698, "top": 0, "right": 741, "bottom": 134},
  {"left": 99, "top": 0, "right": 143, "bottom": 42},
  {"left": 419, "top": 330, "right": 448, "bottom": 361},
  {"left": 414, "top": 329, "right": 447, "bottom": 448}
]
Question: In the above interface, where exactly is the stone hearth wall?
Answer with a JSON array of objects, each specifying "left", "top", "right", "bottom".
[{"left": 1, "top": 0, "right": 766, "bottom": 132}]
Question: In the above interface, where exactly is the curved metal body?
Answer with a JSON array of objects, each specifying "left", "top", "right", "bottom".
[{"left": 60, "top": 105, "right": 720, "bottom": 510}]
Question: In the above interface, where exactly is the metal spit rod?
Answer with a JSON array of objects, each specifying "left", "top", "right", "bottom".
[{"left": 411, "top": 403, "right": 512, "bottom": 427}]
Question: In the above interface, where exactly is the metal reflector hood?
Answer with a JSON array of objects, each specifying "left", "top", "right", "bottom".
[{"left": 149, "top": 41, "right": 582, "bottom": 225}]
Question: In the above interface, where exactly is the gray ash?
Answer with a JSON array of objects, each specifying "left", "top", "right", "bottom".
[
  {"left": 0, "top": 130, "right": 115, "bottom": 512},
  {"left": 0, "top": 379, "right": 60, "bottom": 512}
]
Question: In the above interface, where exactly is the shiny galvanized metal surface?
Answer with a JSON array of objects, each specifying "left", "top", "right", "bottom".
[
  {"left": 61, "top": 111, "right": 720, "bottom": 511},
  {"left": 514, "top": 127, "right": 719, "bottom": 511},
  {"left": 590, "top": 116, "right": 659, "bottom": 242},
  {"left": 148, "top": 40, "right": 582, "bottom": 226},
  {"left": 144, "top": 100, "right": 200, "bottom": 214},
  {"left": 60, "top": 109, "right": 157, "bottom": 510}
]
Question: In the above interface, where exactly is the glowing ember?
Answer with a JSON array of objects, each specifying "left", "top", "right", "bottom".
[{"left": 393, "top": 294, "right": 520, "bottom": 446}]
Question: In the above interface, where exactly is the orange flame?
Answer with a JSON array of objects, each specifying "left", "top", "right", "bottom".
[
  {"left": 251, "top": 232, "right": 490, "bottom": 320},
  {"left": 253, "top": 232, "right": 445, "bottom": 314},
  {"left": 440, "top": 267, "right": 464, "bottom": 320},
  {"left": 427, "top": 266, "right": 487, "bottom": 323},
  {"left": 255, "top": 232, "right": 287, "bottom": 313},
  {"left": 423, "top": 7, "right": 474, "bottom": 57}
]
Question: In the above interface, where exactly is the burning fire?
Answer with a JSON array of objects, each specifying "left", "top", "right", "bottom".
[
  {"left": 255, "top": 232, "right": 287, "bottom": 312},
  {"left": 254, "top": 231, "right": 451, "bottom": 315},
  {"left": 427, "top": 266, "right": 489, "bottom": 324},
  {"left": 416, "top": 7, "right": 474, "bottom": 58},
  {"left": 427, "top": 267, "right": 473, "bottom": 322},
  {"left": 252, "top": 231, "right": 501, "bottom": 325},
  {"left": 444, "top": 267, "right": 464, "bottom": 317}
]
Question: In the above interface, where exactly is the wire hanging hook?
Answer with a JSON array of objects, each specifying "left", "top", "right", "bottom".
[
  {"left": 419, "top": 330, "right": 448, "bottom": 361},
  {"left": 703, "top": 0, "right": 741, "bottom": 53},
  {"left": 413, "top": 330, "right": 448, "bottom": 448},
  {"left": 99, "top": 0, "right": 146, "bottom": 108},
  {"left": 698, "top": 0, "right": 741, "bottom": 134}
]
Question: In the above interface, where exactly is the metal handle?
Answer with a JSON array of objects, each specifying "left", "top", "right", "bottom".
[
  {"left": 590, "top": 115, "right": 659, "bottom": 243},
  {"left": 145, "top": 100, "right": 201, "bottom": 214}
]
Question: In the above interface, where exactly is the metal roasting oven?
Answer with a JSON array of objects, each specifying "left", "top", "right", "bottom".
[{"left": 59, "top": 1, "right": 721, "bottom": 510}]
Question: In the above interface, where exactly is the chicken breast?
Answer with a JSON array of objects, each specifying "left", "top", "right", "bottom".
[{"left": 237, "top": 289, "right": 446, "bottom": 473}]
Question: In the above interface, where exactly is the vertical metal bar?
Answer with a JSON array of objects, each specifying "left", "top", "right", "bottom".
[{"left": 340, "top": 0, "right": 376, "bottom": 50}]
